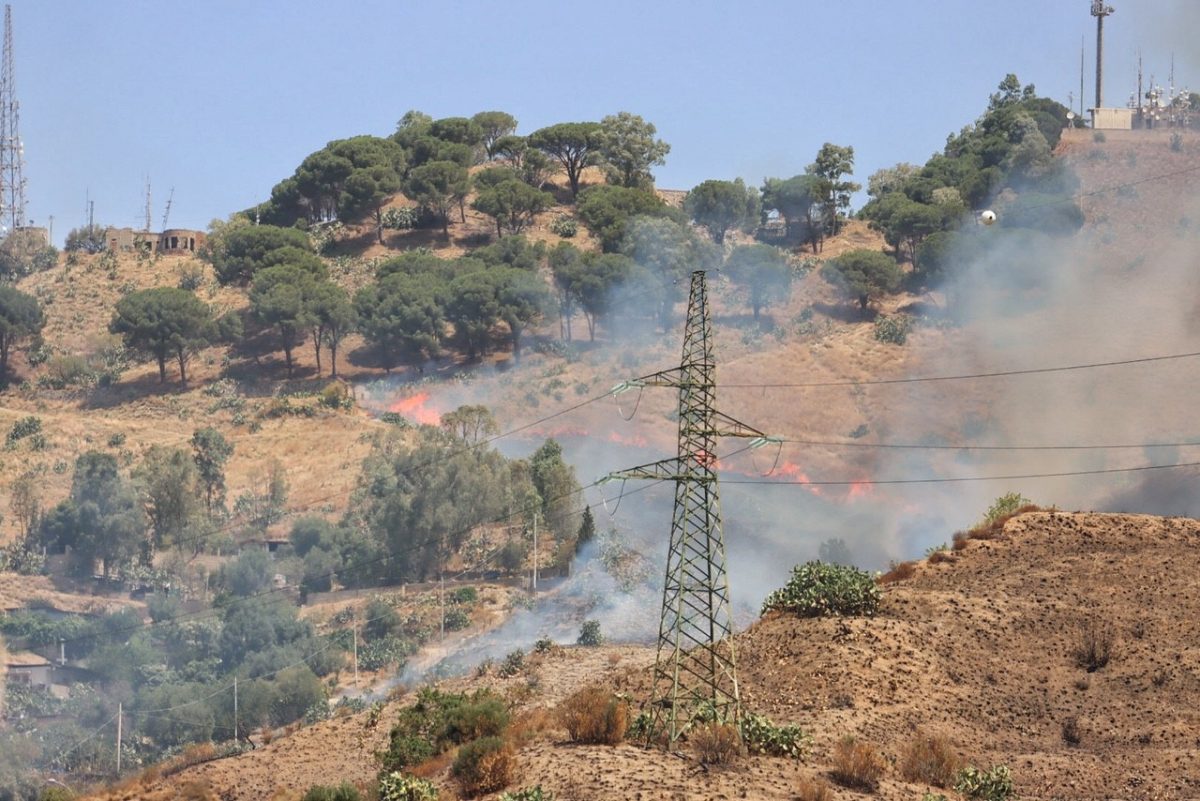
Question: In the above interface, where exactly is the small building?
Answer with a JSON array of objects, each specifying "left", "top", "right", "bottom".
[
  {"left": 158, "top": 228, "right": 206, "bottom": 254},
  {"left": 105, "top": 227, "right": 159, "bottom": 253},
  {"left": 5, "top": 651, "right": 53, "bottom": 688},
  {"left": 1091, "top": 107, "right": 1134, "bottom": 130}
]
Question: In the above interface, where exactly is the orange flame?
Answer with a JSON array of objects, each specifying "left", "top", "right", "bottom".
[
  {"left": 389, "top": 391, "right": 441, "bottom": 425},
  {"left": 607, "top": 431, "right": 650, "bottom": 448}
]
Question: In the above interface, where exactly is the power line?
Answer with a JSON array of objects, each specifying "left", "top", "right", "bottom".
[
  {"left": 773, "top": 437, "right": 1200, "bottom": 452},
  {"left": 722, "top": 459, "right": 1200, "bottom": 487},
  {"left": 719, "top": 349, "right": 1200, "bottom": 389}
]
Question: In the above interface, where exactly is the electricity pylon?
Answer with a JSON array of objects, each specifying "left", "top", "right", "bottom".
[
  {"left": 0, "top": 4, "right": 27, "bottom": 234},
  {"left": 605, "top": 269, "right": 771, "bottom": 745}
]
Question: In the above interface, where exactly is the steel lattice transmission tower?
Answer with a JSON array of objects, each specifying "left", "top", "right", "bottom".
[
  {"left": 0, "top": 3, "right": 26, "bottom": 233},
  {"left": 606, "top": 270, "right": 771, "bottom": 744}
]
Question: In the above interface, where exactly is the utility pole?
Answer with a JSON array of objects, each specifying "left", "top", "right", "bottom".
[
  {"left": 232, "top": 677, "right": 238, "bottom": 743},
  {"left": 531, "top": 512, "right": 539, "bottom": 591},
  {"left": 605, "top": 270, "right": 772, "bottom": 745},
  {"left": 115, "top": 702, "right": 123, "bottom": 774},
  {"left": 439, "top": 573, "right": 445, "bottom": 640},
  {"left": 352, "top": 613, "right": 359, "bottom": 687}
]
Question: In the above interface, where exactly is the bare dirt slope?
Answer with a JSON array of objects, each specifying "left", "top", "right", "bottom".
[{"left": 90, "top": 510, "right": 1200, "bottom": 801}]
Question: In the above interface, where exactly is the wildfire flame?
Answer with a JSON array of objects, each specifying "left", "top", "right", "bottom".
[{"left": 389, "top": 391, "right": 442, "bottom": 425}]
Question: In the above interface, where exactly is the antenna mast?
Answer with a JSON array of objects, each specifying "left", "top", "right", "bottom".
[
  {"left": 1091, "top": 0, "right": 1115, "bottom": 110},
  {"left": 0, "top": 4, "right": 27, "bottom": 233},
  {"left": 161, "top": 186, "right": 174, "bottom": 231},
  {"left": 143, "top": 178, "right": 152, "bottom": 232}
]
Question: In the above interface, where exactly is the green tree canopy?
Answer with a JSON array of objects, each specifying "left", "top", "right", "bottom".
[
  {"left": 597, "top": 111, "right": 671, "bottom": 189},
  {"left": 0, "top": 229, "right": 57, "bottom": 279},
  {"left": 134, "top": 445, "right": 202, "bottom": 552},
  {"left": 529, "top": 122, "right": 603, "bottom": 199},
  {"left": 621, "top": 216, "right": 719, "bottom": 329},
  {"left": 684, "top": 178, "right": 760, "bottom": 244},
  {"left": 354, "top": 272, "right": 447, "bottom": 371},
  {"left": 471, "top": 111, "right": 518, "bottom": 159},
  {"left": 250, "top": 263, "right": 319, "bottom": 374},
  {"left": 723, "top": 244, "right": 793, "bottom": 321},
  {"left": 445, "top": 271, "right": 502, "bottom": 360},
  {"left": 821, "top": 249, "right": 902, "bottom": 310},
  {"left": 493, "top": 267, "right": 552, "bottom": 361},
  {"left": 406, "top": 160, "right": 470, "bottom": 235},
  {"left": 40, "top": 452, "right": 147, "bottom": 578},
  {"left": 0, "top": 284, "right": 43, "bottom": 383},
  {"left": 761, "top": 174, "right": 824, "bottom": 252},
  {"left": 192, "top": 427, "right": 234, "bottom": 518},
  {"left": 472, "top": 179, "right": 554, "bottom": 237},
  {"left": 808, "top": 142, "right": 860, "bottom": 235},
  {"left": 575, "top": 184, "right": 671, "bottom": 252},
  {"left": 109, "top": 287, "right": 215, "bottom": 385},
  {"left": 308, "top": 280, "right": 356, "bottom": 378},
  {"left": 209, "top": 224, "right": 312, "bottom": 285}
]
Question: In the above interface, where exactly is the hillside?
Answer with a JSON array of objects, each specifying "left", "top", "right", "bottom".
[{"left": 87, "top": 509, "right": 1200, "bottom": 801}]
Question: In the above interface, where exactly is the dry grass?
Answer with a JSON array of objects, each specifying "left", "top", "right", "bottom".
[
  {"left": 899, "top": 731, "right": 962, "bottom": 787},
  {"left": 830, "top": 736, "right": 886, "bottom": 792},
  {"left": 452, "top": 737, "right": 516, "bottom": 797},
  {"left": 952, "top": 505, "right": 1043, "bottom": 551},
  {"left": 410, "top": 748, "right": 456, "bottom": 779},
  {"left": 927, "top": 549, "right": 955, "bottom": 565},
  {"left": 557, "top": 686, "right": 627, "bottom": 745},
  {"left": 878, "top": 560, "right": 916, "bottom": 584},
  {"left": 795, "top": 777, "right": 833, "bottom": 801},
  {"left": 689, "top": 722, "right": 743, "bottom": 766},
  {"left": 1073, "top": 620, "right": 1118, "bottom": 672},
  {"left": 506, "top": 707, "right": 556, "bottom": 747}
]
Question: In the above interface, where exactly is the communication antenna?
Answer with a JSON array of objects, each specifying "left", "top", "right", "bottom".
[
  {"left": 1091, "top": 0, "right": 1115, "bottom": 110},
  {"left": 0, "top": 4, "right": 27, "bottom": 233},
  {"left": 161, "top": 186, "right": 174, "bottom": 231},
  {"left": 143, "top": 178, "right": 152, "bottom": 232},
  {"left": 604, "top": 271, "right": 772, "bottom": 745}
]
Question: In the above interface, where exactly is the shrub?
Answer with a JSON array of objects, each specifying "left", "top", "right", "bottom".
[
  {"left": 830, "top": 737, "right": 885, "bottom": 792},
  {"left": 444, "top": 607, "right": 470, "bottom": 631},
  {"left": 900, "top": 731, "right": 961, "bottom": 787},
  {"left": 689, "top": 721, "right": 742, "bottom": 766},
  {"left": 558, "top": 686, "right": 627, "bottom": 745},
  {"left": 1061, "top": 715, "right": 1081, "bottom": 746},
  {"left": 954, "top": 765, "right": 1015, "bottom": 801},
  {"left": 39, "top": 789, "right": 75, "bottom": 801},
  {"left": 873, "top": 313, "right": 913, "bottom": 345},
  {"left": 533, "top": 636, "right": 554, "bottom": 653},
  {"left": 577, "top": 619, "right": 603, "bottom": 646},
  {"left": 795, "top": 779, "right": 832, "bottom": 801},
  {"left": 451, "top": 736, "right": 515, "bottom": 797},
  {"left": 443, "top": 693, "right": 510, "bottom": 743},
  {"left": 6, "top": 415, "right": 42, "bottom": 446},
  {"left": 177, "top": 262, "right": 207, "bottom": 291},
  {"left": 738, "top": 712, "right": 809, "bottom": 759},
  {"left": 450, "top": 586, "right": 478, "bottom": 604},
  {"left": 301, "top": 783, "right": 362, "bottom": 801},
  {"left": 497, "top": 649, "right": 525, "bottom": 678},
  {"left": 378, "top": 772, "right": 438, "bottom": 801},
  {"left": 107, "top": 432, "right": 127, "bottom": 447},
  {"left": 1170, "top": 132, "right": 1184, "bottom": 152},
  {"left": 1072, "top": 620, "right": 1117, "bottom": 672},
  {"left": 1092, "top": 131, "right": 1106, "bottom": 143},
  {"left": 982, "top": 492, "right": 1031, "bottom": 525},
  {"left": 500, "top": 787, "right": 553, "bottom": 801},
  {"left": 382, "top": 207, "right": 419, "bottom": 231},
  {"left": 878, "top": 560, "right": 916, "bottom": 584},
  {"left": 359, "top": 637, "right": 406, "bottom": 671},
  {"left": 549, "top": 215, "right": 577, "bottom": 238},
  {"left": 761, "top": 562, "right": 880, "bottom": 617},
  {"left": 380, "top": 412, "right": 410, "bottom": 428}
]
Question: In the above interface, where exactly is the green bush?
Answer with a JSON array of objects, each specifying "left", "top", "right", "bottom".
[
  {"left": 378, "top": 772, "right": 438, "bottom": 801},
  {"left": 382, "top": 207, "right": 419, "bottom": 231},
  {"left": 761, "top": 561, "right": 880, "bottom": 618},
  {"left": 738, "top": 712, "right": 810, "bottom": 759},
  {"left": 498, "top": 650, "right": 525, "bottom": 678},
  {"left": 444, "top": 607, "right": 470, "bottom": 631},
  {"left": 302, "top": 783, "right": 362, "bottom": 801},
  {"left": 873, "top": 313, "right": 913, "bottom": 345},
  {"left": 577, "top": 620, "right": 603, "bottom": 646},
  {"left": 450, "top": 587, "right": 478, "bottom": 604},
  {"left": 359, "top": 637, "right": 406, "bottom": 671},
  {"left": 955, "top": 765, "right": 1015, "bottom": 801},
  {"left": 500, "top": 787, "right": 553, "bottom": 801},
  {"left": 549, "top": 215, "right": 577, "bottom": 238},
  {"left": 443, "top": 693, "right": 510, "bottom": 743},
  {"left": 6, "top": 416, "right": 42, "bottom": 446},
  {"left": 981, "top": 492, "right": 1032, "bottom": 524}
]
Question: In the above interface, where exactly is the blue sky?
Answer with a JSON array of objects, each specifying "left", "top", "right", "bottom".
[{"left": 14, "top": 0, "right": 1193, "bottom": 240}]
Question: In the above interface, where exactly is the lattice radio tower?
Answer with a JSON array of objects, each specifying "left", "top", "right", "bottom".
[
  {"left": 0, "top": 4, "right": 26, "bottom": 234},
  {"left": 606, "top": 270, "right": 772, "bottom": 745}
]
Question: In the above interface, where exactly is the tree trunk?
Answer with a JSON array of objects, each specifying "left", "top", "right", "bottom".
[
  {"left": 511, "top": 325, "right": 522, "bottom": 362},
  {"left": 283, "top": 344, "right": 294, "bottom": 375},
  {"left": 0, "top": 337, "right": 8, "bottom": 382},
  {"left": 586, "top": 312, "right": 596, "bottom": 342},
  {"left": 859, "top": 294, "right": 869, "bottom": 310},
  {"left": 312, "top": 329, "right": 322, "bottom": 375},
  {"left": 459, "top": 198, "right": 467, "bottom": 223},
  {"left": 157, "top": 354, "right": 168, "bottom": 384},
  {"left": 176, "top": 349, "right": 188, "bottom": 387},
  {"left": 329, "top": 340, "right": 339, "bottom": 378},
  {"left": 375, "top": 209, "right": 385, "bottom": 245}
]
